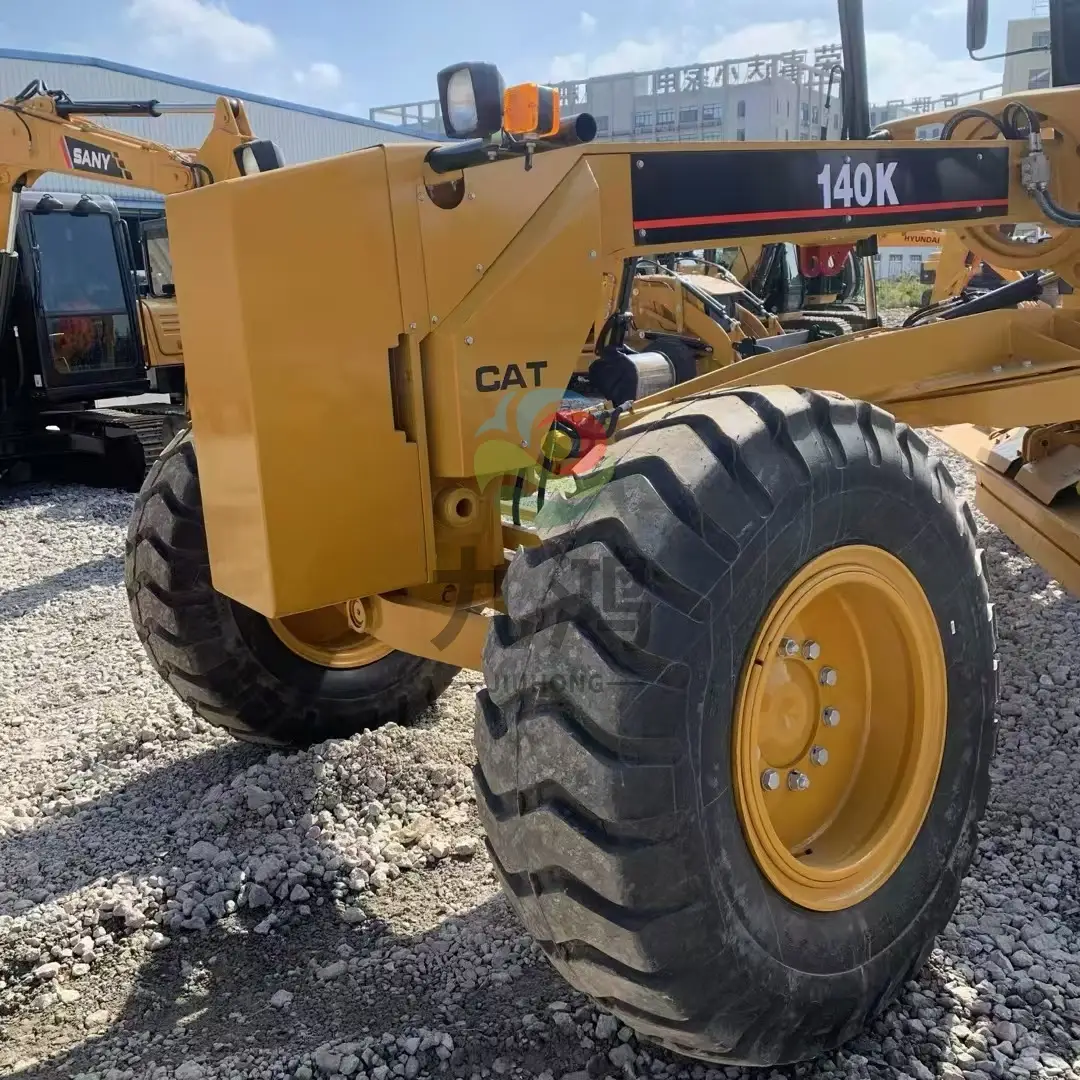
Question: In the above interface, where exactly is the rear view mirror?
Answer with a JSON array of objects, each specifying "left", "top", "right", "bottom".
[{"left": 967, "top": 0, "right": 989, "bottom": 54}]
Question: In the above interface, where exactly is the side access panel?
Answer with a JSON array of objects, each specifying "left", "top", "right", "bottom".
[{"left": 165, "top": 147, "right": 429, "bottom": 617}]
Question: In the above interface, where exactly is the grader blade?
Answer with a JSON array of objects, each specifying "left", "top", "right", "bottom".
[{"left": 933, "top": 423, "right": 1080, "bottom": 597}]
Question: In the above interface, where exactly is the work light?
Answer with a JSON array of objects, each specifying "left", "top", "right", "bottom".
[
  {"left": 436, "top": 63, "right": 505, "bottom": 139},
  {"left": 233, "top": 139, "right": 285, "bottom": 176}
]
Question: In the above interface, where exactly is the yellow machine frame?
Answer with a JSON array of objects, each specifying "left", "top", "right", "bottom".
[{"left": 163, "top": 84, "right": 1080, "bottom": 669}]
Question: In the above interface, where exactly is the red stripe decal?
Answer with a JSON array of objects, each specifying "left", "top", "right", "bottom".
[
  {"left": 59, "top": 137, "right": 72, "bottom": 169},
  {"left": 634, "top": 198, "right": 1009, "bottom": 230}
]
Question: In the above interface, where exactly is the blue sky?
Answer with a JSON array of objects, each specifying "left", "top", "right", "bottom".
[{"left": 1, "top": 0, "right": 1036, "bottom": 117}]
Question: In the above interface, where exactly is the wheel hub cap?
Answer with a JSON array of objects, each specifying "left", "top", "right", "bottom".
[{"left": 733, "top": 545, "right": 948, "bottom": 911}]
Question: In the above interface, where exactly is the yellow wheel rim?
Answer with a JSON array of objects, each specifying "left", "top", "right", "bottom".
[
  {"left": 269, "top": 604, "right": 391, "bottom": 669},
  {"left": 733, "top": 545, "right": 947, "bottom": 912}
]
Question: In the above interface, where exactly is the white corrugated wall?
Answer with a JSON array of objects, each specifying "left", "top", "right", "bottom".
[{"left": 0, "top": 53, "right": 426, "bottom": 204}]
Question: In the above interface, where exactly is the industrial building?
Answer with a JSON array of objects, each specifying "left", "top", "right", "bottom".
[
  {"left": 0, "top": 47, "right": 429, "bottom": 221},
  {"left": 869, "top": 84, "right": 1003, "bottom": 134},
  {"left": 1003, "top": 10, "right": 1052, "bottom": 92},
  {"left": 373, "top": 46, "right": 848, "bottom": 144}
]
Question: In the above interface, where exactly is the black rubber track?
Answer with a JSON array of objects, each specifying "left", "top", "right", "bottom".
[
  {"left": 780, "top": 313, "right": 855, "bottom": 339},
  {"left": 125, "top": 428, "right": 458, "bottom": 747},
  {"left": 476, "top": 386, "right": 998, "bottom": 1067}
]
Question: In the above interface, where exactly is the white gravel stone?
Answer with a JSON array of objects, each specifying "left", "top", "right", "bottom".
[
  {"left": 595, "top": 1013, "right": 619, "bottom": 1040},
  {"left": 453, "top": 836, "right": 479, "bottom": 858},
  {"left": 2, "top": 382, "right": 1080, "bottom": 1079}
]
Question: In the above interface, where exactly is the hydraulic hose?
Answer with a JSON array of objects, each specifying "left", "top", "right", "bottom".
[{"left": 1032, "top": 185, "right": 1080, "bottom": 228}]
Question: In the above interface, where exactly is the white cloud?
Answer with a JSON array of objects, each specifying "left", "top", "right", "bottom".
[
  {"left": 580, "top": 11, "right": 597, "bottom": 35},
  {"left": 549, "top": 29, "right": 701, "bottom": 81},
  {"left": 863, "top": 30, "right": 1001, "bottom": 100},
  {"left": 549, "top": 39, "right": 673, "bottom": 80},
  {"left": 548, "top": 52, "right": 587, "bottom": 81},
  {"left": 923, "top": 0, "right": 968, "bottom": 17},
  {"left": 126, "top": 0, "right": 275, "bottom": 64},
  {"left": 548, "top": 19, "right": 832, "bottom": 82},
  {"left": 697, "top": 18, "right": 834, "bottom": 61},
  {"left": 293, "top": 61, "right": 343, "bottom": 90}
]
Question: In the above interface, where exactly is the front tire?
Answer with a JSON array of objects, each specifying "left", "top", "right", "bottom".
[
  {"left": 476, "top": 387, "right": 997, "bottom": 1066},
  {"left": 125, "top": 429, "right": 457, "bottom": 746}
]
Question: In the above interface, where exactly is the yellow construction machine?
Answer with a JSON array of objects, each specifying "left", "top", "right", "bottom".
[
  {"left": 618, "top": 253, "right": 838, "bottom": 386},
  {"left": 123, "top": 0, "right": 1080, "bottom": 1067},
  {"left": 920, "top": 226, "right": 1026, "bottom": 305},
  {"left": 0, "top": 80, "right": 274, "bottom": 484},
  {"left": 727, "top": 238, "right": 873, "bottom": 331}
]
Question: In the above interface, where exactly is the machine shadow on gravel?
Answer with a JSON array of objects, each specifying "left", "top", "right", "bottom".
[
  {"left": 0, "top": 553, "right": 123, "bottom": 626},
  {"left": 9, "top": 854, "right": 1080, "bottom": 1080},
  {"left": 4, "top": 516, "right": 1080, "bottom": 1078},
  {"left": 0, "top": 744, "right": 265, "bottom": 920},
  {"left": 7, "top": 889, "right": 582, "bottom": 1080},
  {"left": 0, "top": 693, "right": 454, "bottom": 926}
]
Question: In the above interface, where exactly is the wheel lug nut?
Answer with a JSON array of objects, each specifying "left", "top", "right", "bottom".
[
  {"left": 778, "top": 637, "right": 799, "bottom": 658},
  {"left": 802, "top": 639, "right": 821, "bottom": 660},
  {"left": 788, "top": 770, "right": 810, "bottom": 791},
  {"left": 822, "top": 706, "right": 840, "bottom": 727},
  {"left": 809, "top": 745, "right": 829, "bottom": 766},
  {"left": 819, "top": 666, "right": 838, "bottom": 686},
  {"left": 761, "top": 768, "right": 781, "bottom": 791}
]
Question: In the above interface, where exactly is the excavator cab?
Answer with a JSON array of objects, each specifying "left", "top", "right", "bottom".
[
  {"left": 9, "top": 191, "right": 147, "bottom": 404},
  {"left": 0, "top": 191, "right": 154, "bottom": 486},
  {"left": 747, "top": 241, "right": 867, "bottom": 328},
  {"left": 137, "top": 216, "right": 185, "bottom": 402}
]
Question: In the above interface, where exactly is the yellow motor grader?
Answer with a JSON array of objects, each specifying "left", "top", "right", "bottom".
[{"left": 124, "top": 0, "right": 1080, "bottom": 1067}]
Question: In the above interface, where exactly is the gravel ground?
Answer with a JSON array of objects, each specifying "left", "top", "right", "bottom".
[{"left": 3, "top": 320, "right": 1080, "bottom": 1080}]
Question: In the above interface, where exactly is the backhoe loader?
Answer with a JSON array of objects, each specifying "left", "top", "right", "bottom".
[
  {"left": 0, "top": 80, "right": 276, "bottom": 485},
  {"left": 740, "top": 230, "right": 967, "bottom": 328},
  {"left": 123, "top": 0, "right": 1080, "bottom": 1066},
  {"left": 620, "top": 254, "right": 837, "bottom": 388}
]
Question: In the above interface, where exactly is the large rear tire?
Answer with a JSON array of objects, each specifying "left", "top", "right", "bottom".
[
  {"left": 476, "top": 387, "right": 997, "bottom": 1066},
  {"left": 125, "top": 429, "right": 458, "bottom": 746}
]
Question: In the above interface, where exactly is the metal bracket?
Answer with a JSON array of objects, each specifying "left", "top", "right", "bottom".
[{"left": 363, "top": 594, "right": 490, "bottom": 671}]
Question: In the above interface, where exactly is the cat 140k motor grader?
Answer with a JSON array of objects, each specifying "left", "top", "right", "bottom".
[
  {"left": 0, "top": 80, "right": 279, "bottom": 486},
  {"left": 125, "top": 0, "right": 1080, "bottom": 1066}
]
